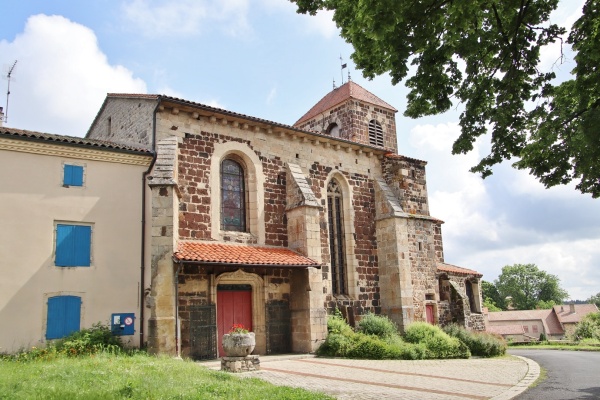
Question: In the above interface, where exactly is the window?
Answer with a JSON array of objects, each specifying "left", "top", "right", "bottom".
[
  {"left": 523, "top": 325, "right": 529, "bottom": 333},
  {"left": 55, "top": 224, "right": 92, "bottom": 267},
  {"left": 63, "top": 164, "right": 84, "bottom": 187},
  {"left": 368, "top": 119, "right": 383, "bottom": 147},
  {"left": 46, "top": 295, "right": 81, "bottom": 339},
  {"left": 326, "top": 123, "right": 340, "bottom": 138},
  {"left": 221, "top": 159, "right": 246, "bottom": 232},
  {"left": 327, "top": 179, "right": 347, "bottom": 295},
  {"left": 532, "top": 325, "right": 539, "bottom": 333}
]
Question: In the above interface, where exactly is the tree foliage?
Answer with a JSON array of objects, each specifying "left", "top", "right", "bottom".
[
  {"left": 292, "top": 0, "right": 600, "bottom": 197},
  {"left": 482, "top": 280, "right": 505, "bottom": 310},
  {"left": 494, "top": 263, "right": 568, "bottom": 310},
  {"left": 587, "top": 292, "right": 600, "bottom": 308}
]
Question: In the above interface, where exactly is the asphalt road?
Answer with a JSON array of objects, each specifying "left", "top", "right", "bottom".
[{"left": 509, "top": 349, "right": 600, "bottom": 399}]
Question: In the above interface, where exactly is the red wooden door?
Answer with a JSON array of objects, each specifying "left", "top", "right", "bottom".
[
  {"left": 217, "top": 287, "right": 252, "bottom": 356},
  {"left": 426, "top": 304, "right": 435, "bottom": 325}
]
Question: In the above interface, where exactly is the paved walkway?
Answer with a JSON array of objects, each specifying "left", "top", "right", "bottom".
[{"left": 198, "top": 354, "right": 539, "bottom": 399}]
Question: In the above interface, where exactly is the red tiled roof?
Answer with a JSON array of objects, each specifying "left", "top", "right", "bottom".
[
  {"left": 553, "top": 304, "right": 599, "bottom": 324},
  {"left": 174, "top": 242, "right": 321, "bottom": 267},
  {"left": 487, "top": 309, "right": 564, "bottom": 335},
  {"left": 294, "top": 81, "right": 398, "bottom": 126},
  {"left": 437, "top": 263, "right": 482, "bottom": 277},
  {"left": 487, "top": 325, "right": 524, "bottom": 335},
  {"left": 0, "top": 127, "right": 152, "bottom": 154}
]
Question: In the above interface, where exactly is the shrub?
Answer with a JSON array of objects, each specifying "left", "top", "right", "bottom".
[
  {"left": 571, "top": 312, "right": 600, "bottom": 341},
  {"left": 55, "top": 323, "right": 124, "bottom": 356},
  {"left": 345, "top": 334, "right": 392, "bottom": 359},
  {"left": 316, "top": 333, "right": 353, "bottom": 357},
  {"left": 404, "top": 322, "right": 470, "bottom": 359},
  {"left": 443, "top": 324, "right": 507, "bottom": 357},
  {"left": 356, "top": 313, "right": 398, "bottom": 338},
  {"left": 327, "top": 311, "right": 354, "bottom": 336}
]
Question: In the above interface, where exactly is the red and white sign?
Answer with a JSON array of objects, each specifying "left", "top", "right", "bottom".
[{"left": 124, "top": 316, "right": 134, "bottom": 326}]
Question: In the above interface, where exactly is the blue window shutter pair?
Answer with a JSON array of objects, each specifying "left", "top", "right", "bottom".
[
  {"left": 56, "top": 225, "right": 91, "bottom": 267},
  {"left": 63, "top": 165, "right": 84, "bottom": 186},
  {"left": 46, "top": 296, "right": 81, "bottom": 340}
]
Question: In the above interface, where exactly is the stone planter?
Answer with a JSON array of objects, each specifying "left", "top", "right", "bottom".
[{"left": 222, "top": 332, "right": 255, "bottom": 357}]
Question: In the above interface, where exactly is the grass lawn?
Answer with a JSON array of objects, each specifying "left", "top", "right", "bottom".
[{"left": 0, "top": 353, "right": 333, "bottom": 400}]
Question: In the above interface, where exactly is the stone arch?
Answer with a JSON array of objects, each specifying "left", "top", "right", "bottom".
[
  {"left": 210, "top": 141, "right": 265, "bottom": 244},
  {"left": 214, "top": 269, "right": 267, "bottom": 354},
  {"left": 321, "top": 171, "right": 359, "bottom": 299}
]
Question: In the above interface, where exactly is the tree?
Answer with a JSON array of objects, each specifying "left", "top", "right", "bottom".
[
  {"left": 482, "top": 280, "right": 505, "bottom": 310},
  {"left": 587, "top": 293, "right": 600, "bottom": 308},
  {"left": 292, "top": 0, "right": 600, "bottom": 197},
  {"left": 494, "top": 264, "right": 568, "bottom": 310},
  {"left": 571, "top": 311, "right": 600, "bottom": 341}
]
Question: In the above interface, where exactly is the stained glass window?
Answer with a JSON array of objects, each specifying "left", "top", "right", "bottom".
[
  {"left": 327, "top": 179, "right": 347, "bottom": 295},
  {"left": 221, "top": 159, "right": 246, "bottom": 232}
]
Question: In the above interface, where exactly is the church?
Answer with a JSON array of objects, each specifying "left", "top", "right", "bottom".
[{"left": 0, "top": 81, "right": 484, "bottom": 358}]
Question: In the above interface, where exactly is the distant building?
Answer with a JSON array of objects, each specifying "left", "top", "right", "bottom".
[{"left": 485, "top": 303, "right": 599, "bottom": 341}]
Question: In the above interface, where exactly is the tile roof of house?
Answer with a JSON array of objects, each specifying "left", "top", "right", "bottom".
[
  {"left": 487, "top": 309, "right": 564, "bottom": 335},
  {"left": 437, "top": 263, "right": 482, "bottom": 277},
  {"left": 174, "top": 242, "right": 321, "bottom": 268},
  {"left": 487, "top": 324, "right": 525, "bottom": 335},
  {"left": 553, "top": 304, "right": 599, "bottom": 324},
  {"left": 1, "top": 127, "right": 152, "bottom": 154},
  {"left": 294, "top": 81, "right": 398, "bottom": 126}
]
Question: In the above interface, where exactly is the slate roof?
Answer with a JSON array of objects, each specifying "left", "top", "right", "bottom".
[
  {"left": 437, "top": 263, "right": 482, "bottom": 277},
  {"left": 553, "top": 304, "right": 599, "bottom": 324},
  {"left": 1, "top": 127, "right": 152, "bottom": 154},
  {"left": 294, "top": 81, "right": 398, "bottom": 126},
  {"left": 487, "top": 309, "right": 564, "bottom": 335},
  {"left": 174, "top": 242, "right": 321, "bottom": 268}
]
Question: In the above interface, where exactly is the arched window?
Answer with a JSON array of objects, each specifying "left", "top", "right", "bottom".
[
  {"left": 368, "top": 119, "right": 383, "bottom": 147},
  {"left": 327, "top": 179, "right": 347, "bottom": 295},
  {"left": 326, "top": 123, "right": 340, "bottom": 138},
  {"left": 221, "top": 158, "right": 246, "bottom": 232}
]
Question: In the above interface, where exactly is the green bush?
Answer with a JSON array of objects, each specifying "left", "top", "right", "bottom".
[
  {"left": 443, "top": 324, "right": 507, "bottom": 357},
  {"left": 1, "top": 323, "right": 124, "bottom": 361},
  {"left": 327, "top": 312, "right": 354, "bottom": 336},
  {"left": 571, "top": 312, "right": 600, "bottom": 341},
  {"left": 345, "top": 334, "right": 392, "bottom": 359},
  {"left": 356, "top": 313, "right": 398, "bottom": 338},
  {"left": 316, "top": 333, "right": 354, "bottom": 357},
  {"left": 404, "top": 322, "right": 470, "bottom": 359},
  {"left": 55, "top": 322, "right": 124, "bottom": 356}
]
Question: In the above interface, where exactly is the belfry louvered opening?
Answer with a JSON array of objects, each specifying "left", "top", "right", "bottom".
[{"left": 368, "top": 119, "right": 384, "bottom": 147}]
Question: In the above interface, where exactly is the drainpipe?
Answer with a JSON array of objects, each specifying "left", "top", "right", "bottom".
[
  {"left": 174, "top": 258, "right": 182, "bottom": 357},
  {"left": 139, "top": 98, "right": 161, "bottom": 349}
]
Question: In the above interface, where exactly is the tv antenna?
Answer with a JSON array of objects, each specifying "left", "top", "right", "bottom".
[{"left": 4, "top": 60, "right": 17, "bottom": 123}]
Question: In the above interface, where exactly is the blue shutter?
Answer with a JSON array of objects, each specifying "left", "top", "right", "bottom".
[
  {"left": 46, "top": 296, "right": 81, "bottom": 339},
  {"left": 56, "top": 224, "right": 91, "bottom": 267},
  {"left": 64, "top": 165, "right": 84, "bottom": 186}
]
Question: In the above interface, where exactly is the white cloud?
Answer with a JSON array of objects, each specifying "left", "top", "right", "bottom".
[
  {"left": 0, "top": 14, "right": 146, "bottom": 137},
  {"left": 122, "top": 0, "right": 251, "bottom": 38},
  {"left": 266, "top": 86, "right": 277, "bottom": 105},
  {"left": 303, "top": 10, "right": 338, "bottom": 38}
]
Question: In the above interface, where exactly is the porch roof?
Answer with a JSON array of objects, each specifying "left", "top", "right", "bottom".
[
  {"left": 437, "top": 262, "right": 482, "bottom": 277},
  {"left": 174, "top": 242, "right": 321, "bottom": 268}
]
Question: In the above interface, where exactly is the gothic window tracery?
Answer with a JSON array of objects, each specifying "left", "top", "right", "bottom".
[{"left": 327, "top": 178, "right": 347, "bottom": 295}]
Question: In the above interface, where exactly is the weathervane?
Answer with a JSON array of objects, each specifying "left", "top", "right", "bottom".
[
  {"left": 340, "top": 55, "right": 347, "bottom": 85},
  {"left": 4, "top": 60, "right": 17, "bottom": 123}
]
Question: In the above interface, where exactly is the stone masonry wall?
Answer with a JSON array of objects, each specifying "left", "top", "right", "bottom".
[
  {"left": 86, "top": 97, "right": 156, "bottom": 150},
  {"left": 382, "top": 155, "right": 430, "bottom": 216},
  {"left": 295, "top": 99, "right": 398, "bottom": 153}
]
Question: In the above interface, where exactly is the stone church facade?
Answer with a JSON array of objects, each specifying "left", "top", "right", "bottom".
[{"left": 86, "top": 81, "right": 484, "bottom": 359}]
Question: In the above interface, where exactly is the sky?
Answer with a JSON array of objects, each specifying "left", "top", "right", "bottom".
[{"left": 1, "top": 0, "right": 598, "bottom": 301}]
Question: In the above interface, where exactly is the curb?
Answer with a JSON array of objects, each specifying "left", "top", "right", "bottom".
[{"left": 490, "top": 356, "right": 540, "bottom": 400}]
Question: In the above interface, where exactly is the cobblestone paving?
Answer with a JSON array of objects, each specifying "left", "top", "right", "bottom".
[{"left": 199, "top": 355, "right": 532, "bottom": 400}]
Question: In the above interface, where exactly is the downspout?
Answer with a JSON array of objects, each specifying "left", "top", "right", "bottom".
[
  {"left": 174, "top": 259, "right": 182, "bottom": 357},
  {"left": 139, "top": 98, "right": 161, "bottom": 349}
]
